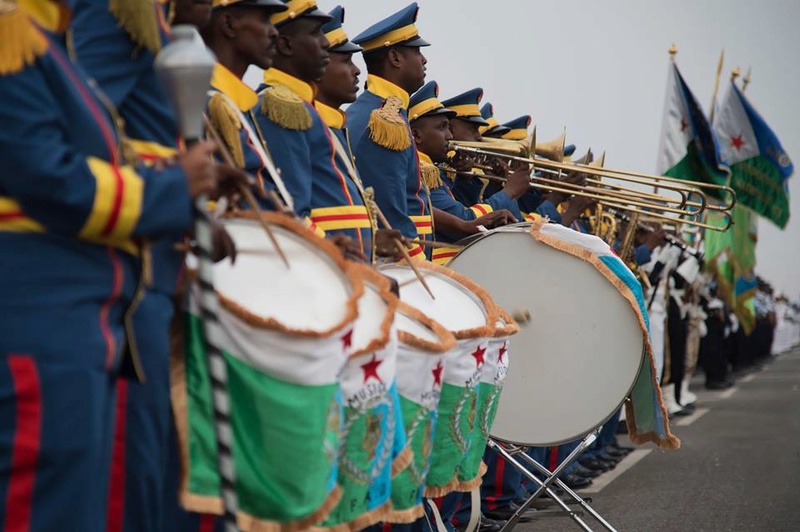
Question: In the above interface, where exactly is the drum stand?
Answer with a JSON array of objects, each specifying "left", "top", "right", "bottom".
[{"left": 487, "top": 431, "right": 618, "bottom": 532}]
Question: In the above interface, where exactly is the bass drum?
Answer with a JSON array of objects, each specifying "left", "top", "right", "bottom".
[{"left": 448, "top": 223, "right": 645, "bottom": 446}]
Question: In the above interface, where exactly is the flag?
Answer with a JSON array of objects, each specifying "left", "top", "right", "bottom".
[
  {"left": 656, "top": 62, "right": 730, "bottom": 197},
  {"left": 714, "top": 80, "right": 793, "bottom": 228}
]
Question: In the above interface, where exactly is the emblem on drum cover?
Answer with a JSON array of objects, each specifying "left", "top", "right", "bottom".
[{"left": 340, "top": 397, "right": 395, "bottom": 484}]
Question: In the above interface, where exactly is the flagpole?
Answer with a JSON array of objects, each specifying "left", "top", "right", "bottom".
[
  {"left": 708, "top": 49, "right": 725, "bottom": 124},
  {"left": 742, "top": 68, "right": 752, "bottom": 93}
]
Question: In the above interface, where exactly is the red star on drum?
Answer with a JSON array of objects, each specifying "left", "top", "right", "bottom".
[
  {"left": 432, "top": 361, "right": 444, "bottom": 386},
  {"left": 471, "top": 344, "right": 486, "bottom": 366},
  {"left": 360, "top": 354, "right": 383, "bottom": 383},
  {"left": 340, "top": 329, "right": 353, "bottom": 352}
]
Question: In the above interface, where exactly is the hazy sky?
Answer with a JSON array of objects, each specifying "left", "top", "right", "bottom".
[{"left": 247, "top": 0, "right": 800, "bottom": 298}]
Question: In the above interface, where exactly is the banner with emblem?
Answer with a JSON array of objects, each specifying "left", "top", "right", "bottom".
[
  {"left": 713, "top": 80, "right": 793, "bottom": 228},
  {"left": 656, "top": 62, "right": 730, "bottom": 197},
  {"left": 173, "top": 285, "right": 357, "bottom": 530}
]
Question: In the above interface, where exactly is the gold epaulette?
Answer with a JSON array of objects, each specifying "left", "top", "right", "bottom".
[
  {"left": 368, "top": 96, "right": 411, "bottom": 151},
  {"left": 109, "top": 0, "right": 162, "bottom": 55},
  {"left": 0, "top": 1, "right": 48, "bottom": 76},
  {"left": 208, "top": 92, "right": 245, "bottom": 168},
  {"left": 419, "top": 161, "right": 443, "bottom": 190},
  {"left": 261, "top": 84, "right": 312, "bottom": 131}
]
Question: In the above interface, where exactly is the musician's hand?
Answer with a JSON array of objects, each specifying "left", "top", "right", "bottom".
[
  {"left": 489, "top": 158, "right": 511, "bottom": 178},
  {"left": 449, "top": 151, "right": 476, "bottom": 173},
  {"left": 563, "top": 170, "right": 588, "bottom": 187},
  {"left": 179, "top": 141, "right": 217, "bottom": 199},
  {"left": 214, "top": 164, "right": 262, "bottom": 202},
  {"left": 375, "top": 229, "right": 406, "bottom": 259},
  {"left": 503, "top": 168, "right": 532, "bottom": 199},
  {"left": 645, "top": 227, "right": 667, "bottom": 250},
  {"left": 467, "top": 209, "right": 517, "bottom": 233},
  {"left": 210, "top": 219, "right": 237, "bottom": 263},
  {"left": 566, "top": 194, "right": 597, "bottom": 214},
  {"left": 329, "top": 234, "right": 367, "bottom": 263}
]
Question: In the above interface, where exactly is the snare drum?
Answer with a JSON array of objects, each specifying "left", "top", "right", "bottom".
[
  {"left": 448, "top": 222, "right": 646, "bottom": 446},
  {"left": 323, "top": 264, "right": 400, "bottom": 531},
  {"left": 387, "top": 302, "right": 455, "bottom": 523},
  {"left": 174, "top": 213, "right": 362, "bottom": 530},
  {"left": 380, "top": 262, "right": 500, "bottom": 496}
]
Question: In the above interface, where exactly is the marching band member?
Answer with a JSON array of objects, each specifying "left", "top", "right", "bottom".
[
  {"left": 0, "top": 1, "right": 233, "bottom": 528},
  {"left": 314, "top": 5, "right": 405, "bottom": 262},
  {"left": 479, "top": 102, "right": 511, "bottom": 138},
  {"left": 346, "top": 2, "right": 431, "bottom": 261},
  {"left": 408, "top": 81, "right": 517, "bottom": 252}
]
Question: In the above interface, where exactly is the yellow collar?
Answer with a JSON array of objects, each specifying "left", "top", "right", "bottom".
[
  {"left": 263, "top": 68, "right": 315, "bottom": 103},
  {"left": 366, "top": 75, "right": 410, "bottom": 110},
  {"left": 210, "top": 63, "right": 257, "bottom": 111},
  {"left": 314, "top": 101, "right": 346, "bottom": 129},
  {"left": 417, "top": 151, "right": 435, "bottom": 167}
]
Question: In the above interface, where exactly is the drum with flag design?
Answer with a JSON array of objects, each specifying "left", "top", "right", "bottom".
[
  {"left": 386, "top": 302, "right": 455, "bottom": 523},
  {"left": 322, "top": 264, "right": 404, "bottom": 531},
  {"left": 172, "top": 213, "right": 363, "bottom": 530},
  {"left": 380, "top": 262, "right": 501, "bottom": 497}
]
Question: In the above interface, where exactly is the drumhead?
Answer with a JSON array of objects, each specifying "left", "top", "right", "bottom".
[
  {"left": 379, "top": 264, "right": 492, "bottom": 338},
  {"left": 214, "top": 218, "right": 355, "bottom": 334},
  {"left": 449, "top": 225, "right": 645, "bottom": 446}
]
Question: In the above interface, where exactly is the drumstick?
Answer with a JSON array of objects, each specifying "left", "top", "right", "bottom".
[
  {"left": 409, "top": 239, "right": 465, "bottom": 250},
  {"left": 371, "top": 207, "right": 436, "bottom": 300},
  {"left": 202, "top": 115, "right": 290, "bottom": 269}
]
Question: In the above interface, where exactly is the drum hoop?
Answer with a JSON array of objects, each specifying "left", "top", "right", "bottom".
[
  {"left": 346, "top": 263, "right": 399, "bottom": 358},
  {"left": 216, "top": 212, "right": 364, "bottom": 338},
  {"left": 384, "top": 261, "right": 502, "bottom": 340},
  {"left": 396, "top": 302, "right": 456, "bottom": 354},
  {"left": 492, "top": 307, "right": 520, "bottom": 338}
]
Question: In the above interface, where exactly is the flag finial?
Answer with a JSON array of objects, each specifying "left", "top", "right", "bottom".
[
  {"left": 731, "top": 67, "right": 740, "bottom": 82},
  {"left": 669, "top": 43, "right": 678, "bottom": 61},
  {"left": 742, "top": 68, "right": 752, "bottom": 92}
]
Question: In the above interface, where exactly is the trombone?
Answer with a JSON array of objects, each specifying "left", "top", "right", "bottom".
[{"left": 446, "top": 143, "right": 733, "bottom": 231}]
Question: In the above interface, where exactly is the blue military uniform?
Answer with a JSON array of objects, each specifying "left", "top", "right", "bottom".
[
  {"left": 0, "top": 3, "right": 193, "bottom": 530},
  {"left": 346, "top": 3, "right": 431, "bottom": 261}
]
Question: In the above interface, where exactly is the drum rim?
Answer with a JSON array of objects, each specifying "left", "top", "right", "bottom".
[
  {"left": 379, "top": 261, "right": 502, "bottom": 340},
  {"left": 395, "top": 302, "right": 456, "bottom": 354},
  {"left": 347, "top": 263, "right": 400, "bottom": 358},
  {"left": 215, "top": 214, "right": 364, "bottom": 338}
]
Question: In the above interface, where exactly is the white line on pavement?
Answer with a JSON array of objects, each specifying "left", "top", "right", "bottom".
[
  {"left": 581, "top": 449, "right": 652, "bottom": 494},
  {"left": 674, "top": 407, "right": 710, "bottom": 427},
  {"left": 719, "top": 387, "right": 738, "bottom": 399}
]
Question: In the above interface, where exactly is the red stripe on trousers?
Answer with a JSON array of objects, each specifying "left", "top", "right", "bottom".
[
  {"left": 548, "top": 446, "right": 559, "bottom": 471},
  {"left": 484, "top": 454, "right": 505, "bottom": 510},
  {"left": 4, "top": 355, "right": 42, "bottom": 532},
  {"left": 106, "top": 379, "right": 128, "bottom": 532},
  {"left": 199, "top": 514, "right": 216, "bottom": 532}
]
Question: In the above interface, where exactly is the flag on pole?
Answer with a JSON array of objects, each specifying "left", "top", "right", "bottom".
[
  {"left": 713, "top": 80, "right": 793, "bottom": 228},
  {"left": 656, "top": 62, "right": 730, "bottom": 197}
]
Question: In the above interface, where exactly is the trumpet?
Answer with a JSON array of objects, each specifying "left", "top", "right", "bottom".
[
  {"left": 611, "top": 208, "right": 704, "bottom": 260},
  {"left": 452, "top": 136, "right": 736, "bottom": 213},
  {"left": 448, "top": 142, "right": 734, "bottom": 231}
]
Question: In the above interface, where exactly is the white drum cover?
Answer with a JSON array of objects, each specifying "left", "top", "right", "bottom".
[{"left": 449, "top": 226, "right": 645, "bottom": 446}]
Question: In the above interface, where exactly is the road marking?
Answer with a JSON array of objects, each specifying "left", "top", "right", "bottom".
[
  {"left": 719, "top": 387, "right": 738, "bottom": 399},
  {"left": 674, "top": 407, "right": 709, "bottom": 427},
  {"left": 739, "top": 374, "right": 757, "bottom": 383},
  {"left": 581, "top": 449, "right": 652, "bottom": 494}
]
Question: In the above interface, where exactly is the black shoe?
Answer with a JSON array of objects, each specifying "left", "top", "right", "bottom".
[
  {"left": 610, "top": 438, "right": 635, "bottom": 452},
  {"left": 572, "top": 464, "right": 602, "bottom": 478},
  {"left": 597, "top": 452, "right": 622, "bottom": 464},
  {"left": 603, "top": 447, "right": 628, "bottom": 459},
  {"left": 482, "top": 502, "right": 537, "bottom": 523},
  {"left": 578, "top": 457, "right": 610, "bottom": 472},
  {"left": 705, "top": 380, "right": 733, "bottom": 390},
  {"left": 560, "top": 473, "right": 593, "bottom": 489},
  {"left": 478, "top": 515, "right": 506, "bottom": 532},
  {"left": 679, "top": 402, "right": 697, "bottom": 413}
]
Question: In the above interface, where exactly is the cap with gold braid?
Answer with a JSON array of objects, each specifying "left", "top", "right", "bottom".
[
  {"left": 498, "top": 115, "right": 531, "bottom": 140},
  {"left": 479, "top": 102, "right": 511, "bottom": 137},
  {"left": 212, "top": 0, "right": 288, "bottom": 10},
  {"left": 270, "top": 0, "right": 331, "bottom": 26},
  {"left": 441, "top": 88, "right": 489, "bottom": 126},
  {"left": 321, "top": 5, "right": 361, "bottom": 53},
  {"left": 408, "top": 80, "right": 456, "bottom": 122},
  {"left": 351, "top": 2, "right": 430, "bottom": 53}
]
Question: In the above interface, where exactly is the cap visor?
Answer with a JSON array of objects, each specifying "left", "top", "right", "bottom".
[
  {"left": 303, "top": 7, "right": 334, "bottom": 22},
  {"left": 330, "top": 40, "right": 363, "bottom": 53},
  {"left": 422, "top": 108, "right": 457, "bottom": 119},
  {"left": 233, "top": 0, "right": 288, "bottom": 11},
  {"left": 483, "top": 126, "right": 511, "bottom": 137},
  {"left": 397, "top": 35, "right": 430, "bottom": 48},
  {"left": 458, "top": 115, "right": 490, "bottom": 126}
]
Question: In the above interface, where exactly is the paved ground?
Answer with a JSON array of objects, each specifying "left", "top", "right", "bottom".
[{"left": 515, "top": 347, "right": 800, "bottom": 531}]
